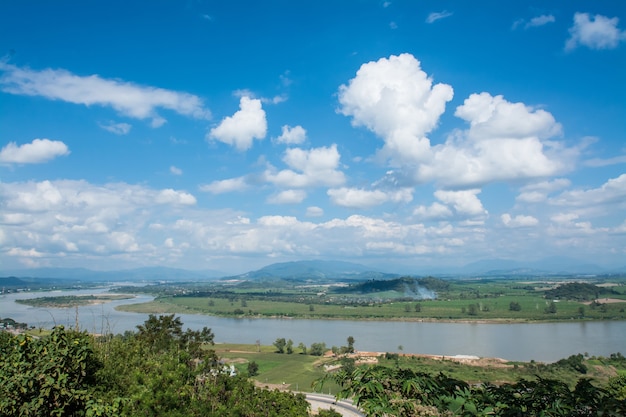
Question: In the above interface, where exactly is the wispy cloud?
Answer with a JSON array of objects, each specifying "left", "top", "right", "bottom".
[
  {"left": 99, "top": 121, "right": 132, "bottom": 135},
  {"left": 0, "top": 62, "right": 211, "bottom": 126},
  {"left": 513, "top": 14, "right": 555, "bottom": 30},
  {"left": 426, "top": 10, "right": 453, "bottom": 24},
  {"left": 527, "top": 14, "right": 555, "bottom": 28},
  {"left": 584, "top": 154, "right": 626, "bottom": 167}
]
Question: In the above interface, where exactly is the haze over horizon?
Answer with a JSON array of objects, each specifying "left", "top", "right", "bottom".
[{"left": 1, "top": 1, "right": 625, "bottom": 275}]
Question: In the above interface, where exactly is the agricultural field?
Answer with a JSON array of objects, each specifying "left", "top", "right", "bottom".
[{"left": 116, "top": 276, "right": 626, "bottom": 322}]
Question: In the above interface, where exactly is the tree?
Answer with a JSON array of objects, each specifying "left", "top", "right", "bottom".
[
  {"left": 247, "top": 361, "right": 259, "bottom": 376},
  {"left": 414, "top": 303, "right": 422, "bottom": 313},
  {"left": 0, "top": 326, "right": 121, "bottom": 417},
  {"left": 309, "top": 342, "right": 327, "bottom": 356},
  {"left": 545, "top": 301, "right": 558, "bottom": 314},
  {"left": 509, "top": 301, "right": 522, "bottom": 311},
  {"left": 286, "top": 339, "right": 294, "bottom": 354},
  {"left": 297, "top": 342, "right": 307, "bottom": 354},
  {"left": 274, "top": 337, "right": 287, "bottom": 353},
  {"left": 346, "top": 336, "right": 355, "bottom": 353},
  {"left": 467, "top": 303, "right": 479, "bottom": 316}
]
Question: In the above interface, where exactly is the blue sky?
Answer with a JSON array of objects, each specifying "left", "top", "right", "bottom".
[{"left": 1, "top": 1, "right": 625, "bottom": 274}]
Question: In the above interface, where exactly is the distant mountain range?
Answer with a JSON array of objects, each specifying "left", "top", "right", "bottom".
[
  {"left": 2, "top": 257, "right": 624, "bottom": 285},
  {"left": 0, "top": 266, "right": 225, "bottom": 283},
  {"left": 227, "top": 260, "right": 398, "bottom": 283}
]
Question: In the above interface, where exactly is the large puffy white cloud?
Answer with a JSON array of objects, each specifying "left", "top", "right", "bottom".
[
  {"left": 264, "top": 144, "right": 345, "bottom": 188},
  {"left": 338, "top": 54, "right": 570, "bottom": 189},
  {"left": 0, "top": 138, "right": 69, "bottom": 164},
  {"left": 0, "top": 62, "right": 210, "bottom": 126},
  {"left": 208, "top": 96, "right": 267, "bottom": 151},
  {"left": 454, "top": 92, "right": 561, "bottom": 140},
  {"left": 338, "top": 53, "right": 453, "bottom": 166},
  {"left": 416, "top": 93, "right": 567, "bottom": 187},
  {"left": 565, "top": 12, "right": 626, "bottom": 50}
]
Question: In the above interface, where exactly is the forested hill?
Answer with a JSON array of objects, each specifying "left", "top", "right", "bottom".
[
  {"left": 333, "top": 276, "right": 449, "bottom": 296},
  {"left": 544, "top": 282, "right": 619, "bottom": 301}
]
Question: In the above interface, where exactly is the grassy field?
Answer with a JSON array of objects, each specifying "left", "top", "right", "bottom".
[
  {"left": 214, "top": 343, "right": 342, "bottom": 394},
  {"left": 214, "top": 342, "right": 625, "bottom": 394},
  {"left": 118, "top": 292, "right": 626, "bottom": 322}
]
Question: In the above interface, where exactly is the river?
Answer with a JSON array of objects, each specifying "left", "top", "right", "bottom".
[{"left": 2, "top": 287, "right": 624, "bottom": 363}]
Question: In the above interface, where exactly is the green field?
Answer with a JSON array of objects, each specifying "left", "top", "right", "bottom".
[
  {"left": 117, "top": 278, "right": 626, "bottom": 322},
  {"left": 15, "top": 294, "right": 133, "bottom": 308},
  {"left": 214, "top": 342, "right": 626, "bottom": 395}
]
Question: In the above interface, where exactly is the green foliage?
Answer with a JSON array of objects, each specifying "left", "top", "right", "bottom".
[
  {"left": 317, "top": 408, "right": 342, "bottom": 417},
  {"left": 247, "top": 361, "right": 259, "bottom": 376},
  {"left": 0, "top": 326, "right": 120, "bottom": 417},
  {"left": 274, "top": 337, "right": 286, "bottom": 353},
  {"left": 309, "top": 342, "right": 327, "bottom": 356},
  {"left": 2, "top": 315, "right": 314, "bottom": 416},
  {"left": 608, "top": 374, "right": 626, "bottom": 400},
  {"left": 317, "top": 365, "right": 626, "bottom": 416}
]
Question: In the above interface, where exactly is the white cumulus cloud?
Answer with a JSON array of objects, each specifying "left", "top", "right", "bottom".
[
  {"left": 434, "top": 189, "right": 488, "bottom": 218},
  {"left": 338, "top": 54, "right": 570, "bottom": 189},
  {"left": 413, "top": 202, "right": 453, "bottom": 220},
  {"left": 264, "top": 144, "right": 345, "bottom": 188},
  {"left": 0, "top": 138, "right": 69, "bottom": 164},
  {"left": 208, "top": 96, "right": 267, "bottom": 151},
  {"left": 305, "top": 206, "right": 324, "bottom": 217},
  {"left": 550, "top": 174, "right": 626, "bottom": 207},
  {"left": 338, "top": 53, "right": 453, "bottom": 166},
  {"left": 501, "top": 213, "right": 539, "bottom": 227},
  {"left": 275, "top": 125, "right": 307, "bottom": 145},
  {"left": 199, "top": 177, "right": 249, "bottom": 194},
  {"left": 328, "top": 187, "right": 412, "bottom": 209},
  {"left": 267, "top": 189, "right": 307, "bottom": 204},
  {"left": 417, "top": 92, "right": 567, "bottom": 187},
  {"left": 566, "top": 12, "right": 626, "bottom": 50},
  {"left": 0, "top": 62, "right": 211, "bottom": 126}
]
